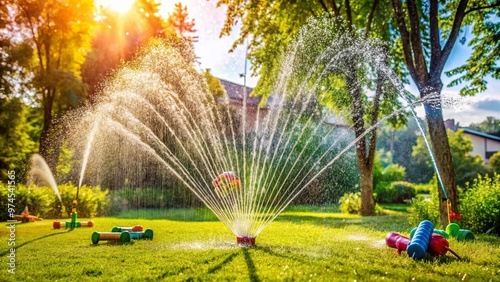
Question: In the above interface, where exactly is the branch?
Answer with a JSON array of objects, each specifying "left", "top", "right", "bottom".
[
  {"left": 365, "top": 0, "right": 380, "bottom": 37},
  {"left": 406, "top": 0, "right": 428, "bottom": 80},
  {"left": 429, "top": 0, "right": 441, "bottom": 72},
  {"left": 391, "top": 0, "right": 418, "bottom": 83},
  {"left": 464, "top": 1, "right": 500, "bottom": 16},
  {"left": 436, "top": 0, "right": 469, "bottom": 75},
  {"left": 317, "top": 0, "right": 330, "bottom": 15},
  {"left": 345, "top": 0, "right": 353, "bottom": 29}
]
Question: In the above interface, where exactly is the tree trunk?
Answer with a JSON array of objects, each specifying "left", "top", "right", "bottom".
[
  {"left": 358, "top": 154, "right": 375, "bottom": 215},
  {"left": 422, "top": 84, "right": 458, "bottom": 228}
]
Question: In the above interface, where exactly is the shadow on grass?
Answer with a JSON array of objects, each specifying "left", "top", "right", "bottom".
[
  {"left": 0, "top": 230, "right": 68, "bottom": 256},
  {"left": 242, "top": 248, "right": 261, "bottom": 282},
  {"left": 275, "top": 214, "right": 411, "bottom": 233},
  {"left": 113, "top": 208, "right": 218, "bottom": 222}
]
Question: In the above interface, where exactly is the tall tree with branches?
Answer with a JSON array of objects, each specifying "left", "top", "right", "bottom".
[{"left": 216, "top": 0, "right": 500, "bottom": 224}]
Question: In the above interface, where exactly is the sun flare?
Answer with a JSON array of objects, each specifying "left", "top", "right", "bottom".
[{"left": 95, "top": 0, "right": 136, "bottom": 14}]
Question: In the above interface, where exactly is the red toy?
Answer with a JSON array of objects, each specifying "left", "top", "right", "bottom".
[{"left": 385, "top": 232, "right": 462, "bottom": 260}]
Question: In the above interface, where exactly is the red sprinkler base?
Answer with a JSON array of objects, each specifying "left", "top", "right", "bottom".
[{"left": 237, "top": 236, "right": 256, "bottom": 246}]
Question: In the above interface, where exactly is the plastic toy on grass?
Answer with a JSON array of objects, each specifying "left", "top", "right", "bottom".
[
  {"left": 112, "top": 225, "right": 143, "bottom": 232},
  {"left": 213, "top": 171, "right": 241, "bottom": 198},
  {"left": 407, "top": 220, "right": 434, "bottom": 260},
  {"left": 129, "top": 229, "right": 154, "bottom": 240},
  {"left": 92, "top": 231, "right": 131, "bottom": 244},
  {"left": 446, "top": 223, "right": 475, "bottom": 241},
  {"left": 53, "top": 211, "right": 94, "bottom": 229},
  {"left": 385, "top": 232, "right": 463, "bottom": 261},
  {"left": 13, "top": 207, "right": 43, "bottom": 222}
]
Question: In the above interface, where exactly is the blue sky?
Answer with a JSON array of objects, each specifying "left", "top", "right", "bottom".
[{"left": 157, "top": 0, "right": 499, "bottom": 126}]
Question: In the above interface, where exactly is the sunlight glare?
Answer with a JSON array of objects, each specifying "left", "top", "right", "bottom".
[{"left": 95, "top": 0, "right": 136, "bottom": 14}]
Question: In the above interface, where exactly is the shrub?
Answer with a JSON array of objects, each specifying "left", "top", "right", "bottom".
[
  {"left": 408, "top": 196, "right": 440, "bottom": 227},
  {"left": 0, "top": 182, "right": 109, "bottom": 220},
  {"left": 339, "top": 191, "right": 383, "bottom": 215},
  {"left": 339, "top": 192, "right": 361, "bottom": 214},
  {"left": 376, "top": 181, "right": 416, "bottom": 204},
  {"left": 459, "top": 174, "right": 500, "bottom": 234}
]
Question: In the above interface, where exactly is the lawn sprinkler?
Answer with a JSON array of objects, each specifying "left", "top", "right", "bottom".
[
  {"left": 92, "top": 231, "right": 131, "bottom": 244},
  {"left": 236, "top": 236, "right": 256, "bottom": 246},
  {"left": 446, "top": 223, "right": 475, "bottom": 241},
  {"left": 111, "top": 225, "right": 143, "bottom": 232},
  {"left": 13, "top": 207, "right": 43, "bottom": 222},
  {"left": 53, "top": 207, "right": 94, "bottom": 229},
  {"left": 407, "top": 220, "right": 434, "bottom": 260}
]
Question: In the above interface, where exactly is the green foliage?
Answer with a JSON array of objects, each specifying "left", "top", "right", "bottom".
[
  {"left": 203, "top": 68, "right": 226, "bottom": 99},
  {"left": 469, "top": 117, "right": 500, "bottom": 136},
  {"left": 489, "top": 151, "right": 500, "bottom": 174},
  {"left": 409, "top": 178, "right": 441, "bottom": 227},
  {"left": 376, "top": 181, "right": 416, "bottom": 204},
  {"left": 339, "top": 192, "right": 362, "bottom": 214},
  {"left": 459, "top": 174, "right": 500, "bottom": 234},
  {"left": 0, "top": 98, "right": 40, "bottom": 179},
  {"left": 0, "top": 182, "right": 109, "bottom": 221},
  {"left": 412, "top": 129, "right": 487, "bottom": 188},
  {"left": 167, "top": 2, "right": 197, "bottom": 42}
]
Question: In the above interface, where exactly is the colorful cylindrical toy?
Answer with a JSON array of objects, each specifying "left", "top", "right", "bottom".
[
  {"left": 446, "top": 223, "right": 475, "bottom": 241},
  {"left": 53, "top": 220, "right": 94, "bottom": 229},
  {"left": 410, "top": 227, "right": 449, "bottom": 239},
  {"left": 111, "top": 225, "right": 143, "bottom": 232},
  {"left": 129, "top": 229, "right": 154, "bottom": 240},
  {"left": 91, "top": 231, "right": 131, "bottom": 244},
  {"left": 407, "top": 220, "right": 434, "bottom": 260},
  {"left": 385, "top": 232, "right": 411, "bottom": 254},
  {"left": 236, "top": 236, "right": 255, "bottom": 246}
]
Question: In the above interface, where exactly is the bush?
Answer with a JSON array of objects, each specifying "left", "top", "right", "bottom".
[
  {"left": 339, "top": 192, "right": 361, "bottom": 214},
  {"left": 0, "top": 182, "right": 109, "bottom": 220},
  {"left": 408, "top": 196, "right": 440, "bottom": 227},
  {"left": 376, "top": 181, "right": 416, "bottom": 204},
  {"left": 459, "top": 174, "right": 500, "bottom": 234}
]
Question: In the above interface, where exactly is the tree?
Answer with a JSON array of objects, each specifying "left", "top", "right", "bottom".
[
  {"left": 216, "top": 1, "right": 406, "bottom": 215},
  {"left": 204, "top": 68, "right": 226, "bottom": 99},
  {"left": 82, "top": 0, "right": 168, "bottom": 101},
  {"left": 413, "top": 129, "right": 487, "bottom": 188},
  {"left": 0, "top": 97, "right": 39, "bottom": 179},
  {"left": 6, "top": 0, "right": 95, "bottom": 168},
  {"left": 390, "top": 0, "right": 499, "bottom": 226},
  {"left": 217, "top": 0, "right": 500, "bottom": 225},
  {"left": 469, "top": 117, "right": 500, "bottom": 136},
  {"left": 217, "top": 0, "right": 408, "bottom": 215},
  {"left": 167, "top": 2, "right": 198, "bottom": 43},
  {"left": 489, "top": 151, "right": 500, "bottom": 174}
]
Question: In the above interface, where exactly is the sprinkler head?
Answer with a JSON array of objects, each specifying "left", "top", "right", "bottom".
[{"left": 237, "top": 236, "right": 255, "bottom": 246}]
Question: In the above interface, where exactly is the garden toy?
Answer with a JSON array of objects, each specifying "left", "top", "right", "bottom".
[
  {"left": 129, "top": 229, "right": 154, "bottom": 240},
  {"left": 92, "top": 231, "right": 131, "bottom": 244},
  {"left": 213, "top": 171, "right": 240, "bottom": 198},
  {"left": 410, "top": 227, "right": 449, "bottom": 239},
  {"left": 13, "top": 207, "right": 43, "bottom": 222},
  {"left": 407, "top": 220, "right": 434, "bottom": 260},
  {"left": 446, "top": 223, "right": 475, "bottom": 241},
  {"left": 112, "top": 225, "right": 144, "bottom": 232},
  {"left": 53, "top": 220, "right": 94, "bottom": 229},
  {"left": 386, "top": 232, "right": 462, "bottom": 260}
]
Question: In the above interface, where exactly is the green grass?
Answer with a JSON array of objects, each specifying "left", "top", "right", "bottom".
[{"left": 1, "top": 207, "right": 499, "bottom": 281}]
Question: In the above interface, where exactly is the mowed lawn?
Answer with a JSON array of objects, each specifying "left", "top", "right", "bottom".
[{"left": 1, "top": 207, "right": 499, "bottom": 281}]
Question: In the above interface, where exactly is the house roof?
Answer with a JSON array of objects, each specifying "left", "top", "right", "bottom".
[
  {"left": 461, "top": 127, "right": 500, "bottom": 142},
  {"left": 219, "top": 79, "right": 261, "bottom": 107}
]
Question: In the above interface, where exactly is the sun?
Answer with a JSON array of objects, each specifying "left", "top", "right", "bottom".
[{"left": 95, "top": 0, "right": 136, "bottom": 14}]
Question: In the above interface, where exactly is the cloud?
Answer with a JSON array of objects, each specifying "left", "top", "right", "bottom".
[{"left": 473, "top": 99, "right": 500, "bottom": 112}]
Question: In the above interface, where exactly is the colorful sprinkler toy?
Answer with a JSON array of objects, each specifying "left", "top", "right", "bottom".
[
  {"left": 53, "top": 211, "right": 94, "bottom": 229},
  {"left": 386, "top": 220, "right": 463, "bottom": 261},
  {"left": 213, "top": 171, "right": 241, "bottom": 198},
  {"left": 92, "top": 226, "right": 153, "bottom": 244}
]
